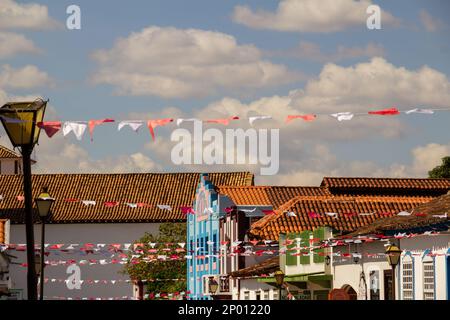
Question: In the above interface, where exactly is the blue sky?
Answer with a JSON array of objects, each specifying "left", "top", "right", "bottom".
[{"left": 1, "top": 0, "right": 450, "bottom": 185}]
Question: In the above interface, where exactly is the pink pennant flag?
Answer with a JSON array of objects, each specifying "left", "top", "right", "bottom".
[
  {"left": 147, "top": 118, "right": 174, "bottom": 141},
  {"left": 206, "top": 116, "right": 239, "bottom": 126},
  {"left": 37, "top": 121, "right": 62, "bottom": 138},
  {"left": 17, "top": 195, "right": 24, "bottom": 201},
  {"left": 224, "top": 207, "right": 234, "bottom": 213},
  {"left": 286, "top": 114, "right": 316, "bottom": 123},
  {"left": 368, "top": 107, "right": 400, "bottom": 116},
  {"left": 88, "top": 119, "right": 115, "bottom": 141},
  {"left": 180, "top": 206, "right": 195, "bottom": 215},
  {"left": 308, "top": 212, "right": 321, "bottom": 218}
]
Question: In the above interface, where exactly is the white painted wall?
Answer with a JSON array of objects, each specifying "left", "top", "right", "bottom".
[
  {"left": 399, "top": 234, "right": 450, "bottom": 300},
  {"left": 0, "top": 159, "right": 18, "bottom": 175},
  {"left": 332, "top": 241, "right": 394, "bottom": 300},
  {"left": 9, "top": 223, "right": 160, "bottom": 299},
  {"left": 235, "top": 279, "right": 278, "bottom": 300}
]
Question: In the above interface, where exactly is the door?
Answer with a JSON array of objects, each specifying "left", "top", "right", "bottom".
[{"left": 384, "top": 269, "right": 394, "bottom": 300}]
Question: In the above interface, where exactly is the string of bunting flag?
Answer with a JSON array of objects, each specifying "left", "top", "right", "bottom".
[{"left": 1, "top": 107, "right": 449, "bottom": 142}]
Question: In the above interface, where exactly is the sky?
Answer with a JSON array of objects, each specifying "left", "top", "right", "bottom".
[{"left": 0, "top": 0, "right": 450, "bottom": 185}]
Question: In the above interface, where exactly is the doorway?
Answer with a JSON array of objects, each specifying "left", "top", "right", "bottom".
[{"left": 384, "top": 269, "right": 394, "bottom": 300}]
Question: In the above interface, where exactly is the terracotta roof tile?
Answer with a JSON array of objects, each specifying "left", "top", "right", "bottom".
[
  {"left": 321, "top": 177, "right": 450, "bottom": 195},
  {"left": 216, "top": 186, "right": 329, "bottom": 209},
  {"left": 229, "top": 256, "right": 279, "bottom": 277},
  {"left": 0, "top": 145, "right": 21, "bottom": 159},
  {"left": 249, "top": 195, "right": 434, "bottom": 240},
  {"left": 348, "top": 192, "right": 450, "bottom": 236},
  {"left": 0, "top": 172, "right": 253, "bottom": 224}
]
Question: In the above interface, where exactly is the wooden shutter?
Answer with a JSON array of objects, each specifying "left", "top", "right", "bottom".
[
  {"left": 300, "top": 230, "right": 311, "bottom": 265},
  {"left": 313, "top": 228, "right": 325, "bottom": 263},
  {"left": 286, "top": 233, "right": 298, "bottom": 266}
]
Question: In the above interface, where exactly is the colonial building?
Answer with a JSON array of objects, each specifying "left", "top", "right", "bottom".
[
  {"left": 0, "top": 171, "right": 253, "bottom": 300},
  {"left": 234, "top": 178, "right": 450, "bottom": 300},
  {"left": 0, "top": 145, "right": 34, "bottom": 175},
  {"left": 346, "top": 191, "right": 450, "bottom": 300}
]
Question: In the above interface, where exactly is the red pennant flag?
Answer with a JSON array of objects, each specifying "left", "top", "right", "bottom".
[
  {"left": 147, "top": 118, "right": 174, "bottom": 141},
  {"left": 104, "top": 201, "right": 119, "bottom": 207},
  {"left": 286, "top": 114, "right": 316, "bottom": 123},
  {"left": 368, "top": 107, "right": 400, "bottom": 116},
  {"left": 180, "top": 206, "right": 195, "bottom": 214},
  {"left": 88, "top": 119, "right": 115, "bottom": 141},
  {"left": 64, "top": 198, "right": 79, "bottom": 203},
  {"left": 37, "top": 121, "right": 62, "bottom": 138},
  {"left": 262, "top": 209, "right": 276, "bottom": 215}
]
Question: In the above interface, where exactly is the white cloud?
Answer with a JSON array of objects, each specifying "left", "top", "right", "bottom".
[
  {"left": 0, "top": 0, "right": 59, "bottom": 30},
  {"left": 273, "top": 41, "right": 385, "bottom": 62},
  {"left": 233, "top": 0, "right": 399, "bottom": 33},
  {"left": 419, "top": 10, "right": 447, "bottom": 32},
  {"left": 90, "top": 26, "right": 300, "bottom": 98},
  {"left": 29, "top": 135, "right": 161, "bottom": 174},
  {"left": 0, "top": 31, "right": 41, "bottom": 58},
  {"left": 0, "top": 64, "right": 53, "bottom": 89}
]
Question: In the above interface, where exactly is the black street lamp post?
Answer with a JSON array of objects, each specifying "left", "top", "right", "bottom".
[
  {"left": 274, "top": 270, "right": 285, "bottom": 300},
  {"left": 35, "top": 187, "right": 55, "bottom": 300},
  {"left": 0, "top": 99, "right": 48, "bottom": 300},
  {"left": 385, "top": 244, "right": 402, "bottom": 300}
]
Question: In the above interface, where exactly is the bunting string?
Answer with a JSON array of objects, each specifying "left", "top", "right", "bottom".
[{"left": 1, "top": 107, "right": 449, "bottom": 141}]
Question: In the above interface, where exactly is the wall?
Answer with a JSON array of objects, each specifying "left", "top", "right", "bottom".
[
  {"left": 9, "top": 222, "right": 160, "bottom": 299},
  {"left": 333, "top": 241, "right": 393, "bottom": 300},
  {"left": 399, "top": 234, "right": 450, "bottom": 300},
  {"left": 0, "top": 159, "right": 18, "bottom": 175},
  {"left": 236, "top": 279, "right": 278, "bottom": 300}
]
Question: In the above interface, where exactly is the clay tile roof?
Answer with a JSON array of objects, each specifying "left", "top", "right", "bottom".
[
  {"left": 229, "top": 256, "right": 279, "bottom": 277},
  {"left": 321, "top": 177, "right": 450, "bottom": 195},
  {"left": 0, "top": 145, "right": 21, "bottom": 159},
  {"left": 0, "top": 219, "right": 6, "bottom": 243},
  {"left": 0, "top": 172, "right": 253, "bottom": 224},
  {"left": 216, "top": 186, "right": 329, "bottom": 209},
  {"left": 248, "top": 195, "right": 434, "bottom": 240},
  {"left": 348, "top": 192, "right": 450, "bottom": 236}
]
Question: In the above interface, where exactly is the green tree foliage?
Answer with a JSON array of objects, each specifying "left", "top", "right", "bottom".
[
  {"left": 428, "top": 156, "right": 450, "bottom": 178},
  {"left": 122, "top": 223, "right": 187, "bottom": 296}
]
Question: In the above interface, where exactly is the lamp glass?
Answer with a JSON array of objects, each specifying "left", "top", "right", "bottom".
[
  {"left": 0, "top": 100, "right": 46, "bottom": 147},
  {"left": 274, "top": 270, "right": 285, "bottom": 287},
  {"left": 209, "top": 278, "right": 218, "bottom": 294},
  {"left": 385, "top": 245, "right": 402, "bottom": 267},
  {"left": 35, "top": 191, "right": 54, "bottom": 218}
]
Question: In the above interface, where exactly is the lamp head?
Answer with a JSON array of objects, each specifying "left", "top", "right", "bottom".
[{"left": 0, "top": 99, "right": 47, "bottom": 149}]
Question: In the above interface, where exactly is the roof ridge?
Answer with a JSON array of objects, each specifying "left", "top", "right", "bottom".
[{"left": 322, "top": 176, "right": 450, "bottom": 181}]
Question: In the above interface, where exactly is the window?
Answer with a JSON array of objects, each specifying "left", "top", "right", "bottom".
[
  {"left": 402, "top": 255, "right": 414, "bottom": 300},
  {"left": 263, "top": 290, "right": 269, "bottom": 300},
  {"left": 423, "top": 258, "right": 435, "bottom": 300},
  {"left": 243, "top": 291, "right": 250, "bottom": 300},
  {"left": 272, "top": 290, "right": 279, "bottom": 300}
]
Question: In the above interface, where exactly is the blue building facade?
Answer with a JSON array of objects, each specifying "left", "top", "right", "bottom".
[{"left": 187, "top": 174, "right": 221, "bottom": 300}]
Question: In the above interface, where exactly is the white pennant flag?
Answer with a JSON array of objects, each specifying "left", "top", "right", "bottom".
[
  {"left": 432, "top": 213, "right": 447, "bottom": 219},
  {"left": 285, "top": 211, "right": 296, "bottom": 217},
  {"left": 248, "top": 115, "right": 272, "bottom": 126},
  {"left": 157, "top": 204, "right": 172, "bottom": 211},
  {"left": 405, "top": 108, "right": 434, "bottom": 115},
  {"left": 240, "top": 207, "right": 257, "bottom": 213},
  {"left": 118, "top": 121, "right": 144, "bottom": 132},
  {"left": 325, "top": 212, "right": 338, "bottom": 218},
  {"left": 62, "top": 122, "right": 87, "bottom": 140},
  {"left": 178, "top": 243, "right": 186, "bottom": 248},
  {"left": 126, "top": 203, "right": 138, "bottom": 208},
  {"left": 82, "top": 200, "right": 96, "bottom": 206},
  {"left": 149, "top": 243, "right": 156, "bottom": 248},
  {"left": 330, "top": 112, "right": 354, "bottom": 121},
  {"left": 397, "top": 211, "right": 412, "bottom": 216}
]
